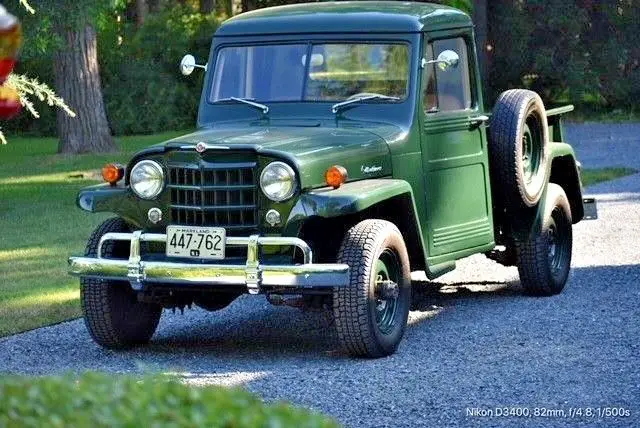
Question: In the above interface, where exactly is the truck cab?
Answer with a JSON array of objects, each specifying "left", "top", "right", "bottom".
[{"left": 70, "top": 2, "right": 592, "bottom": 358}]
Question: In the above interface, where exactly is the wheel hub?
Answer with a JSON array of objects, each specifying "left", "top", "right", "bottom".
[
  {"left": 376, "top": 277, "right": 399, "bottom": 300},
  {"left": 373, "top": 250, "right": 400, "bottom": 334},
  {"left": 522, "top": 121, "right": 541, "bottom": 186}
]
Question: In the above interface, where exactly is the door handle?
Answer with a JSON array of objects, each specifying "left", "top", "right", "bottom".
[{"left": 469, "top": 115, "right": 490, "bottom": 127}]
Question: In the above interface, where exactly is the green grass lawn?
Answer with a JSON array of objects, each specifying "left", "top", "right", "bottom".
[
  {"left": 0, "top": 134, "right": 637, "bottom": 337},
  {"left": 581, "top": 167, "right": 637, "bottom": 187},
  {"left": 0, "top": 131, "right": 187, "bottom": 336}
]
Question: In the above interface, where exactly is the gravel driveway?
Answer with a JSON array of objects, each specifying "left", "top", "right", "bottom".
[{"left": 1, "top": 124, "right": 639, "bottom": 427}]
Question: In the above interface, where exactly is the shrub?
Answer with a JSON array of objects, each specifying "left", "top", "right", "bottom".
[
  {"left": 98, "top": 5, "right": 220, "bottom": 135},
  {"left": 7, "top": 5, "right": 220, "bottom": 137},
  {"left": 0, "top": 372, "right": 338, "bottom": 427}
]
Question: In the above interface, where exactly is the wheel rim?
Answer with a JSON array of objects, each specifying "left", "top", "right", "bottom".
[
  {"left": 374, "top": 249, "right": 400, "bottom": 335},
  {"left": 547, "top": 208, "right": 570, "bottom": 275},
  {"left": 522, "top": 121, "right": 542, "bottom": 185}
]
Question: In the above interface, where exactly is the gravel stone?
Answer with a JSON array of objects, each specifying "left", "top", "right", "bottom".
[{"left": 1, "top": 124, "right": 639, "bottom": 427}]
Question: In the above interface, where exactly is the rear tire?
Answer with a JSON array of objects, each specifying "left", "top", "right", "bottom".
[
  {"left": 81, "top": 218, "right": 162, "bottom": 349},
  {"left": 516, "top": 184, "right": 572, "bottom": 296},
  {"left": 489, "top": 89, "right": 549, "bottom": 224},
  {"left": 333, "top": 220, "right": 411, "bottom": 358}
]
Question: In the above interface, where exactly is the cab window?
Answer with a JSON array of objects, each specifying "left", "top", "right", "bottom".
[{"left": 424, "top": 37, "right": 472, "bottom": 113}]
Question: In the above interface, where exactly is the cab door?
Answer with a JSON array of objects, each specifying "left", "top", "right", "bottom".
[{"left": 419, "top": 31, "right": 494, "bottom": 260}]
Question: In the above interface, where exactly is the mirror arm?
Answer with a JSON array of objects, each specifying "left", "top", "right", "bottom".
[{"left": 425, "top": 59, "right": 451, "bottom": 67}]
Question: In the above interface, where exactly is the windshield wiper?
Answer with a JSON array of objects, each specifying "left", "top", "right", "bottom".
[
  {"left": 214, "top": 97, "right": 269, "bottom": 114},
  {"left": 331, "top": 94, "right": 400, "bottom": 114}
]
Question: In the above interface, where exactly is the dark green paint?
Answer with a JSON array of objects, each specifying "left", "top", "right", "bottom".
[
  {"left": 216, "top": 1, "right": 471, "bottom": 36},
  {"left": 76, "top": 1, "right": 584, "bottom": 279},
  {"left": 284, "top": 179, "right": 420, "bottom": 235}
]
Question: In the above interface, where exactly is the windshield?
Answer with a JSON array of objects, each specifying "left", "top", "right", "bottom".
[{"left": 209, "top": 43, "right": 410, "bottom": 103}]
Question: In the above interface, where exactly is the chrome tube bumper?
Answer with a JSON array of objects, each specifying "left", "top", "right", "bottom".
[{"left": 68, "top": 232, "right": 350, "bottom": 294}]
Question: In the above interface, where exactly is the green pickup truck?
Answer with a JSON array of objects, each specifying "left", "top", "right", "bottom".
[{"left": 69, "top": 1, "right": 596, "bottom": 358}]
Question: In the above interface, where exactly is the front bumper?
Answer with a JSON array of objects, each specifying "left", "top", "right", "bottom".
[{"left": 68, "top": 232, "right": 350, "bottom": 294}]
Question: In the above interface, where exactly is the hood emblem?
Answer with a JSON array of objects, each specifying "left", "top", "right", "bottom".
[
  {"left": 196, "top": 142, "right": 207, "bottom": 153},
  {"left": 361, "top": 165, "right": 383, "bottom": 174}
]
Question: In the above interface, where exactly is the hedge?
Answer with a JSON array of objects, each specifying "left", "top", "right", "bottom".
[{"left": 0, "top": 372, "right": 338, "bottom": 428}]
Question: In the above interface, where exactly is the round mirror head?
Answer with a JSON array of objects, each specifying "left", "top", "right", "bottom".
[
  {"left": 180, "top": 54, "right": 196, "bottom": 76},
  {"left": 436, "top": 50, "right": 460, "bottom": 71}
]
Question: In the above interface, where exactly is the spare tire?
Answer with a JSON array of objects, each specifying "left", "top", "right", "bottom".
[{"left": 489, "top": 89, "right": 549, "bottom": 217}]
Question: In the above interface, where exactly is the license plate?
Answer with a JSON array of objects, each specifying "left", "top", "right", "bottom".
[{"left": 166, "top": 226, "right": 226, "bottom": 260}]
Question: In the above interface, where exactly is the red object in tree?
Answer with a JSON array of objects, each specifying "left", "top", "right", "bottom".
[
  {"left": 0, "top": 57, "right": 15, "bottom": 82},
  {"left": 0, "top": 85, "right": 21, "bottom": 119},
  {"left": 0, "top": 5, "right": 22, "bottom": 119}
]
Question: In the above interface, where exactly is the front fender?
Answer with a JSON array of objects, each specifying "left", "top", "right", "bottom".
[
  {"left": 284, "top": 179, "right": 451, "bottom": 277},
  {"left": 76, "top": 183, "right": 157, "bottom": 229},
  {"left": 284, "top": 179, "right": 414, "bottom": 233}
]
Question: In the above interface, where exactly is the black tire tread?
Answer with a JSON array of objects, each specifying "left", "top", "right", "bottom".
[
  {"left": 81, "top": 218, "right": 162, "bottom": 349},
  {"left": 516, "top": 185, "right": 572, "bottom": 296},
  {"left": 489, "top": 89, "right": 548, "bottom": 223},
  {"left": 333, "top": 220, "right": 409, "bottom": 358}
]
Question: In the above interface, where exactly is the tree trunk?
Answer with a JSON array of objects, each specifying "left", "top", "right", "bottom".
[
  {"left": 135, "top": 0, "right": 149, "bottom": 27},
  {"left": 473, "top": 0, "right": 488, "bottom": 97},
  {"left": 200, "top": 0, "right": 215, "bottom": 14},
  {"left": 241, "top": 0, "right": 256, "bottom": 13},
  {"left": 54, "top": 25, "right": 115, "bottom": 154}
]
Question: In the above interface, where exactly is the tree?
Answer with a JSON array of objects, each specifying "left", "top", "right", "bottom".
[
  {"left": 136, "top": 0, "right": 149, "bottom": 27},
  {"left": 200, "top": 0, "right": 215, "bottom": 14},
  {"left": 45, "top": 1, "right": 115, "bottom": 153},
  {"left": 0, "top": 1, "right": 76, "bottom": 145},
  {"left": 54, "top": 22, "right": 114, "bottom": 153},
  {"left": 472, "top": 0, "right": 488, "bottom": 93}
]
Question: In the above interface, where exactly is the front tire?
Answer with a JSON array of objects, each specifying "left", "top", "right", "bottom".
[
  {"left": 333, "top": 220, "right": 411, "bottom": 358},
  {"left": 81, "top": 218, "right": 162, "bottom": 349},
  {"left": 516, "top": 184, "right": 573, "bottom": 296}
]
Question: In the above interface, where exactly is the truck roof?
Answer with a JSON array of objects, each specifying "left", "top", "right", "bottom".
[{"left": 215, "top": 1, "right": 472, "bottom": 37}]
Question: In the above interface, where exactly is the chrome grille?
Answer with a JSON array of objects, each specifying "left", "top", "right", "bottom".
[{"left": 167, "top": 161, "right": 258, "bottom": 235}]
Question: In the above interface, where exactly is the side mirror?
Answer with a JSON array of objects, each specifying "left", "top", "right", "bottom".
[
  {"left": 180, "top": 54, "right": 207, "bottom": 76},
  {"left": 424, "top": 50, "right": 460, "bottom": 72}
]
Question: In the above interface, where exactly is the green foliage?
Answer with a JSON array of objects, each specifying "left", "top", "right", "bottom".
[
  {"left": 99, "top": 6, "right": 220, "bottom": 135},
  {"left": 487, "top": 0, "right": 592, "bottom": 103},
  {"left": 581, "top": 168, "right": 637, "bottom": 187},
  {"left": 6, "top": 74, "right": 75, "bottom": 119},
  {"left": 8, "top": 4, "right": 220, "bottom": 137},
  {"left": 0, "top": 372, "right": 338, "bottom": 427},
  {"left": 486, "top": 0, "right": 640, "bottom": 109},
  {"left": 8, "top": 0, "right": 640, "bottom": 138}
]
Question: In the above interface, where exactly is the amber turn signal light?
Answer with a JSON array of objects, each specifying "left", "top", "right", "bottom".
[
  {"left": 325, "top": 165, "right": 348, "bottom": 189},
  {"left": 102, "top": 163, "right": 124, "bottom": 185}
]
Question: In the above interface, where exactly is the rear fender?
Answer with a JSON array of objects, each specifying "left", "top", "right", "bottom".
[
  {"left": 515, "top": 144, "right": 584, "bottom": 241},
  {"left": 547, "top": 143, "right": 584, "bottom": 223}
]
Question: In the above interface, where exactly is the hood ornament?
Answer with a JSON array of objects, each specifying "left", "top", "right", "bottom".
[
  {"left": 196, "top": 142, "right": 207, "bottom": 153},
  {"left": 178, "top": 142, "right": 231, "bottom": 151}
]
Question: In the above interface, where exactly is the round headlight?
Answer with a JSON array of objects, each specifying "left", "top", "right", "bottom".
[
  {"left": 260, "top": 161, "right": 297, "bottom": 202},
  {"left": 130, "top": 160, "right": 164, "bottom": 199}
]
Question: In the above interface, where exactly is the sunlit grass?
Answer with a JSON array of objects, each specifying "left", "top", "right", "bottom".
[
  {"left": 0, "top": 131, "right": 190, "bottom": 336},
  {"left": 0, "top": 170, "right": 100, "bottom": 185},
  {"left": 6, "top": 288, "right": 79, "bottom": 309},
  {"left": 582, "top": 168, "right": 637, "bottom": 187}
]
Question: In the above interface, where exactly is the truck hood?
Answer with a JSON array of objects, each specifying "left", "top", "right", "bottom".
[{"left": 160, "top": 126, "right": 393, "bottom": 189}]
